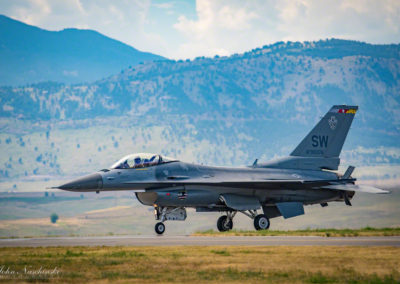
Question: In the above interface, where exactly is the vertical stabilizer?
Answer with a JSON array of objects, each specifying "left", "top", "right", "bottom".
[{"left": 290, "top": 105, "right": 358, "bottom": 158}]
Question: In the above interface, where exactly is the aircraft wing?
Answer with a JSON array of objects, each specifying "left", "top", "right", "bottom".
[
  {"left": 123, "top": 178, "right": 360, "bottom": 190},
  {"left": 321, "top": 184, "right": 389, "bottom": 194},
  {"left": 123, "top": 179, "right": 305, "bottom": 189}
]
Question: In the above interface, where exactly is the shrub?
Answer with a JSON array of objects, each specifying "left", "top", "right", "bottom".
[{"left": 50, "top": 213, "right": 59, "bottom": 224}]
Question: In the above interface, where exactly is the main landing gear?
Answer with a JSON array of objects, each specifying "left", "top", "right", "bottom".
[
  {"left": 254, "top": 214, "right": 270, "bottom": 230},
  {"left": 216, "top": 210, "right": 270, "bottom": 232},
  {"left": 217, "top": 212, "right": 235, "bottom": 232}
]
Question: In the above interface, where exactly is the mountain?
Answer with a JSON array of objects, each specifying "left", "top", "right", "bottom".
[
  {"left": 1, "top": 39, "right": 399, "bottom": 127},
  {"left": 0, "top": 39, "right": 399, "bottom": 182},
  {"left": 0, "top": 15, "right": 165, "bottom": 86}
]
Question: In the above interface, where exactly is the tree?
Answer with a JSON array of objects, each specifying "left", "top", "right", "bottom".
[{"left": 50, "top": 213, "right": 59, "bottom": 224}]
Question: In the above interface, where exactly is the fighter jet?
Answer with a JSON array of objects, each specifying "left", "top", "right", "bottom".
[{"left": 56, "top": 105, "right": 388, "bottom": 234}]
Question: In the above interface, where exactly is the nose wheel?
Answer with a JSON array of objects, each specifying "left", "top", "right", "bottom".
[{"left": 155, "top": 222, "right": 165, "bottom": 234}]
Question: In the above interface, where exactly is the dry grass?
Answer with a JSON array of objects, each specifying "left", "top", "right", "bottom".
[
  {"left": 84, "top": 205, "right": 133, "bottom": 215},
  {"left": 0, "top": 216, "right": 95, "bottom": 230},
  {"left": 0, "top": 246, "right": 399, "bottom": 283},
  {"left": 193, "top": 227, "right": 400, "bottom": 237}
]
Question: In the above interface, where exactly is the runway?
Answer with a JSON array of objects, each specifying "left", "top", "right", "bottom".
[{"left": 1, "top": 235, "right": 399, "bottom": 247}]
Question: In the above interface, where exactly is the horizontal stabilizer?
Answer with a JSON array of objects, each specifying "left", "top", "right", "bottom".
[
  {"left": 276, "top": 202, "right": 304, "bottom": 218},
  {"left": 322, "top": 184, "right": 389, "bottom": 194}
]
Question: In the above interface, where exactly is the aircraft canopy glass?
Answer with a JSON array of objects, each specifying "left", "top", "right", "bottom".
[{"left": 110, "top": 153, "right": 176, "bottom": 169}]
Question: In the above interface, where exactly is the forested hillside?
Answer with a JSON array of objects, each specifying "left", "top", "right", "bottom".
[{"left": 0, "top": 39, "right": 399, "bottom": 183}]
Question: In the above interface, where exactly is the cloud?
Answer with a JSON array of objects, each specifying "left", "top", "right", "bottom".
[
  {"left": 173, "top": 0, "right": 400, "bottom": 59},
  {"left": 173, "top": 0, "right": 277, "bottom": 58},
  {"left": 276, "top": 0, "right": 400, "bottom": 42},
  {"left": 352, "top": 146, "right": 400, "bottom": 159},
  {"left": 0, "top": 0, "right": 166, "bottom": 54},
  {"left": 351, "top": 165, "right": 400, "bottom": 180},
  {"left": 152, "top": 2, "right": 174, "bottom": 10},
  {"left": 0, "top": 0, "right": 399, "bottom": 59},
  {"left": 3, "top": 0, "right": 84, "bottom": 27}
]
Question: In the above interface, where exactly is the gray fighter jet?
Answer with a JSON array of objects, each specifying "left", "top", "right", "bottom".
[{"left": 56, "top": 105, "right": 388, "bottom": 234}]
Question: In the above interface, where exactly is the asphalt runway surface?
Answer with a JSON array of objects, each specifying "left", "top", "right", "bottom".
[{"left": 1, "top": 235, "right": 399, "bottom": 247}]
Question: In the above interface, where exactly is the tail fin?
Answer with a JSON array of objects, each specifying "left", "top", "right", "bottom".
[
  {"left": 258, "top": 105, "right": 358, "bottom": 170},
  {"left": 291, "top": 105, "right": 358, "bottom": 158}
]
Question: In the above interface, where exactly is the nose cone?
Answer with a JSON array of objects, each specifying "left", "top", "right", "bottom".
[{"left": 58, "top": 173, "right": 103, "bottom": 191}]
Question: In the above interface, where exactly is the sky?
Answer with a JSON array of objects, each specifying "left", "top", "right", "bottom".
[{"left": 0, "top": 0, "right": 399, "bottom": 59}]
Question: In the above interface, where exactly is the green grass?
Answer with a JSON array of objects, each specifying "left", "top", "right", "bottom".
[
  {"left": 193, "top": 227, "right": 400, "bottom": 237},
  {"left": 210, "top": 249, "right": 231, "bottom": 256},
  {"left": 0, "top": 246, "right": 398, "bottom": 283}
]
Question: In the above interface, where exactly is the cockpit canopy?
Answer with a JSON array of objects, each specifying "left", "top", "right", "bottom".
[{"left": 110, "top": 153, "right": 176, "bottom": 169}]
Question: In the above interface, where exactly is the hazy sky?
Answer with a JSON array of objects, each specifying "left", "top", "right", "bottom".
[{"left": 1, "top": 0, "right": 399, "bottom": 59}]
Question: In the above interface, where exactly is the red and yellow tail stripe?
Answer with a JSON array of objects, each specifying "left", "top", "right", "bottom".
[{"left": 337, "top": 108, "right": 357, "bottom": 114}]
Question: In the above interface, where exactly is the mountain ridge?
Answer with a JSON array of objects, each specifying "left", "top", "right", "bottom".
[
  {"left": 2, "top": 39, "right": 399, "bottom": 123},
  {"left": 0, "top": 14, "right": 165, "bottom": 86}
]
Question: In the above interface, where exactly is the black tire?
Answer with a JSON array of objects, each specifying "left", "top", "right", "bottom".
[
  {"left": 217, "top": 215, "right": 233, "bottom": 232},
  {"left": 254, "top": 214, "right": 270, "bottom": 230},
  {"left": 155, "top": 222, "right": 165, "bottom": 234}
]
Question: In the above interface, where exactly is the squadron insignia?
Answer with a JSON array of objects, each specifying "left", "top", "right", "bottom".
[
  {"left": 178, "top": 191, "right": 187, "bottom": 200},
  {"left": 328, "top": 116, "right": 337, "bottom": 130}
]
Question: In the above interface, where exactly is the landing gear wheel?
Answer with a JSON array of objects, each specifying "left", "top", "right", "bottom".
[
  {"left": 254, "top": 214, "right": 270, "bottom": 230},
  {"left": 155, "top": 222, "right": 165, "bottom": 235},
  {"left": 217, "top": 215, "right": 233, "bottom": 232}
]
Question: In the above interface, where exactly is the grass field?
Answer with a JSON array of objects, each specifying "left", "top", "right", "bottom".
[
  {"left": 193, "top": 227, "right": 400, "bottom": 237},
  {"left": 0, "top": 246, "right": 399, "bottom": 283}
]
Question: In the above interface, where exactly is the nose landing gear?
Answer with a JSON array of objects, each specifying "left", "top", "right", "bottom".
[{"left": 153, "top": 206, "right": 187, "bottom": 235}]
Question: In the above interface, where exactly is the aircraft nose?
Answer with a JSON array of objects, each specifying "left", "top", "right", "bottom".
[{"left": 58, "top": 173, "right": 103, "bottom": 191}]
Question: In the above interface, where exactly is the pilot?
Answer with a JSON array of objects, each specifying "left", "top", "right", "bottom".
[{"left": 134, "top": 157, "right": 142, "bottom": 168}]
